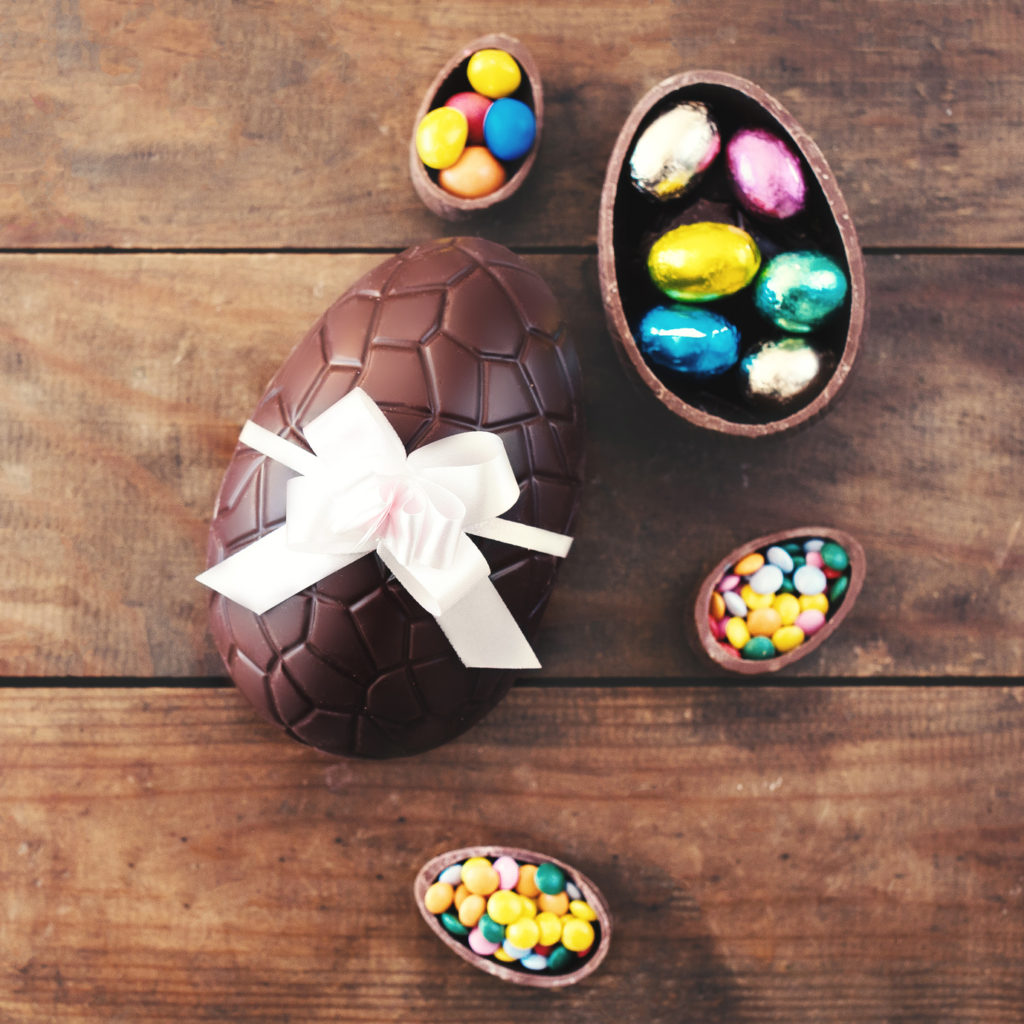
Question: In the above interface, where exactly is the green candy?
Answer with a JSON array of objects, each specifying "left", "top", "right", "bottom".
[
  {"left": 829, "top": 574, "right": 850, "bottom": 605},
  {"left": 479, "top": 913, "right": 505, "bottom": 943},
  {"left": 821, "top": 541, "right": 849, "bottom": 571},
  {"left": 547, "top": 945, "right": 575, "bottom": 972},
  {"left": 742, "top": 636, "right": 777, "bottom": 660},
  {"left": 440, "top": 912, "right": 469, "bottom": 938},
  {"left": 782, "top": 542, "right": 803, "bottom": 556},
  {"left": 790, "top": 554, "right": 806, "bottom": 571},
  {"left": 779, "top": 575, "right": 797, "bottom": 595},
  {"left": 535, "top": 862, "right": 566, "bottom": 896}
]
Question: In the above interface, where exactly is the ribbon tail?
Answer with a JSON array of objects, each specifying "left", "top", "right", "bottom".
[
  {"left": 196, "top": 527, "right": 362, "bottom": 615},
  {"left": 468, "top": 518, "right": 573, "bottom": 558},
  {"left": 435, "top": 578, "right": 542, "bottom": 670}
]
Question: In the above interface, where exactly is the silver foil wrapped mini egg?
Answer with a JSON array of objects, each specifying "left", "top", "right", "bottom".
[{"left": 629, "top": 102, "right": 720, "bottom": 201}]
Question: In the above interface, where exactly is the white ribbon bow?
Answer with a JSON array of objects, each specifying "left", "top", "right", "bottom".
[{"left": 197, "top": 389, "right": 573, "bottom": 670}]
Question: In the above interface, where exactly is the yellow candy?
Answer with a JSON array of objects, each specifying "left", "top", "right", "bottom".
[
  {"left": 741, "top": 584, "right": 774, "bottom": 610},
  {"left": 462, "top": 860, "right": 500, "bottom": 896},
  {"left": 733, "top": 552, "right": 765, "bottom": 576},
  {"left": 517, "top": 896, "right": 537, "bottom": 919},
  {"left": 535, "top": 911, "right": 563, "bottom": 946},
  {"left": 458, "top": 893, "right": 485, "bottom": 928},
  {"left": 466, "top": 48, "right": 521, "bottom": 99},
  {"left": 507, "top": 917, "right": 540, "bottom": 949},
  {"left": 424, "top": 881, "right": 454, "bottom": 915},
  {"left": 537, "top": 890, "right": 569, "bottom": 916},
  {"left": 493, "top": 947, "right": 516, "bottom": 962},
  {"left": 772, "top": 592, "right": 801, "bottom": 625},
  {"left": 772, "top": 624, "right": 805, "bottom": 652},
  {"left": 569, "top": 899, "right": 597, "bottom": 921},
  {"left": 516, "top": 863, "right": 540, "bottom": 898},
  {"left": 487, "top": 889, "right": 523, "bottom": 925},
  {"left": 416, "top": 107, "right": 468, "bottom": 170},
  {"left": 648, "top": 222, "right": 761, "bottom": 302},
  {"left": 799, "top": 593, "right": 829, "bottom": 614},
  {"left": 724, "top": 616, "right": 750, "bottom": 649},
  {"left": 561, "top": 917, "right": 595, "bottom": 953}
]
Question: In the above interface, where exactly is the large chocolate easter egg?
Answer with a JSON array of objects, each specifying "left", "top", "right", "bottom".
[{"left": 203, "top": 238, "right": 584, "bottom": 758}]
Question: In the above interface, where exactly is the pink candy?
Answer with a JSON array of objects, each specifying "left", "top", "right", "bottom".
[
  {"left": 493, "top": 855, "right": 520, "bottom": 890},
  {"left": 796, "top": 609, "right": 826, "bottom": 636}
]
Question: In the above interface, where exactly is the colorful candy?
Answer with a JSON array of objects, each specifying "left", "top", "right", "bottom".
[
  {"left": 740, "top": 336, "right": 828, "bottom": 407},
  {"left": 708, "top": 536, "right": 853, "bottom": 661},
  {"left": 726, "top": 127, "right": 807, "bottom": 219},
  {"left": 637, "top": 305, "right": 740, "bottom": 377},
  {"left": 647, "top": 222, "right": 761, "bottom": 302},
  {"left": 416, "top": 48, "right": 535, "bottom": 199},
  {"left": 629, "top": 101, "right": 720, "bottom": 200},
  {"left": 754, "top": 251, "right": 849, "bottom": 332},
  {"left": 421, "top": 854, "right": 600, "bottom": 976},
  {"left": 416, "top": 107, "right": 469, "bottom": 170}
]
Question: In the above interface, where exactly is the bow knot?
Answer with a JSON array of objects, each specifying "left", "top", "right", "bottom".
[{"left": 197, "top": 389, "right": 573, "bottom": 670}]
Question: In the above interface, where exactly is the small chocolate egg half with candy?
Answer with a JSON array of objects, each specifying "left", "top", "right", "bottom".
[
  {"left": 415, "top": 846, "right": 612, "bottom": 987},
  {"left": 410, "top": 34, "right": 543, "bottom": 219},
  {"left": 694, "top": 526, "right": 865, "bottom": 674}
]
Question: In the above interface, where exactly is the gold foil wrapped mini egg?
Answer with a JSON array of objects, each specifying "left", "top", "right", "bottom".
[{"left": 647, "top": 221, "right": 761, "bottom": 302}]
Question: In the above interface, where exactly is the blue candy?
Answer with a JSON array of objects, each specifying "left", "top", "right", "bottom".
[
  {"left": 483, "top": 98, "right": 536, "bottom": 161},
  {"left": 637, "top": 305, "right": 740, "bottom": 377}
]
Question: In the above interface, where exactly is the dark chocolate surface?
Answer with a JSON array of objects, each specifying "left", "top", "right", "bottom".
[{"left": 205, "top": 238, "right": 584, "bottom": 758}]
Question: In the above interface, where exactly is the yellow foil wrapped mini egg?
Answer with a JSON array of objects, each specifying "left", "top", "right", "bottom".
[{"left": 647, "top": 222, "right": 761, "bottom": 302}]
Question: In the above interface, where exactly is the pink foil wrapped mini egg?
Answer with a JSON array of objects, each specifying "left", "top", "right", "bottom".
[{"left": 727, "top": 127, "right": 807, "bottom": 219}]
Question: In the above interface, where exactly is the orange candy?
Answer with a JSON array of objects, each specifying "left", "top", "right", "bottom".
[
  {"left": 710, "top": 591, "right": 726, "bottom": 619},
  {"left": 424, "top": 881, "right": 454, "bottom": 915},
  {"left": 439, "top": 146, "right": 507, "bottom": 199},
  {"left": 733, "top": 552, "right": 765, "bottom": 576},
  {"left": 458, "top": 893, "right": 486, "bottom": 928},
  {"left": 462, "top": 861, "right": 500, "bottom": 896},
  {"left": 747, "top": 606, "right": 783, "bottom": 637},
  {"left": 537, "top": 890, "right": 569, "bottom": 916},
  {"left": 515, "top": 863, "right": 540, "bottom": 898}
]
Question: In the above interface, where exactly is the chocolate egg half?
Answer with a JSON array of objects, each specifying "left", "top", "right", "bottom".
[
  {"left": 693, "top": 526, "right": 865, "bottom": 674},
  {"left": 203, "top": 239, "right": 584, "bottom": 758},
  {"left": 410, "top": 35, "right": 543, "bottom": 220},
  {"left": 415, "top": 845, "right": 612, "bottom": 987},
  {"left": 598, "top": 71, "right": 866, "bottom": 437}
]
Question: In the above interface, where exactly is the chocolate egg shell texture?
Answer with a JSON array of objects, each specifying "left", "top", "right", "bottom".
[
  {"left": 204, "top": 239, "right": 584, "bottom": 758},
  {"left": 693, "top": 526, "right": 865, "bottom": 675},
  {"left": 415, "top": 846, "right": 612, "bottom": 988},
  {"left": 410, "top": 35, "right": 542, "bottom": 220},
  {"left": 598, "top": 71, "right": 866, "bottom": 437}
]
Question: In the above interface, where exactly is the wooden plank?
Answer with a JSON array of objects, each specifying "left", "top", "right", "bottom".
[
  {"left": 1, "top": 685, "right": 1021, "bottom": 1023},
  {"left": 2, "top": 0, "right": 1023, "bottom": 249},
  {"left": 1, "top": 252, "right": 1022, "bottom": 678}
]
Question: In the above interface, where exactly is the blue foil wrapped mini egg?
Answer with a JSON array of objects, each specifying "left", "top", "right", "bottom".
[
  {"left": 638, "top": 305, "right": 740, "bottom": 377},
  {"left": 754, "top": 251, "right": 848, "bottom": 333}
]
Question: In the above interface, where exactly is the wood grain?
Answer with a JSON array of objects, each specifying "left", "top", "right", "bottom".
[
  {"left": 1, "top": 685, "right": 1021, "bottom": 1023},
  {"left": 2, "top": 0, "right": 1023, "bottom": 249},
  {"left": 2, "top": 252, "right": 1022, "bottom": 678}
]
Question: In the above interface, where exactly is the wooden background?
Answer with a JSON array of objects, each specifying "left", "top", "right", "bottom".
[{"left": 1, "top": 1, "right": 1022, "bottom": 1021}]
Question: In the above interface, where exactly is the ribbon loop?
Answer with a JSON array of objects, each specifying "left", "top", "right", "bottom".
[{"left": 197, "top": 389, "right": 573, "bottom": 670}]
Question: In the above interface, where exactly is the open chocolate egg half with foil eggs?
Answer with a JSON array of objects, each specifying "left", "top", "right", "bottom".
[
  {"left": 410, "top": 34, "right": 543, "bottom": 220},
  {"left": 598, "top": 71, "right": 866, "bottom": 437},
  {"left": 415, "top": 845, "right": 612, "bottom": 987},
  {"left": 694, "top": 526, "right": 866, "bottom": 674}
]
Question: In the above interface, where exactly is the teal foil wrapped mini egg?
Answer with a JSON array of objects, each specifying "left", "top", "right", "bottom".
[
  {"left": 638, "top": 305, "right": 740, "bottom": 377},
  {"left": 754, "top": 251, "right": 848, "bottom": 333}
]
